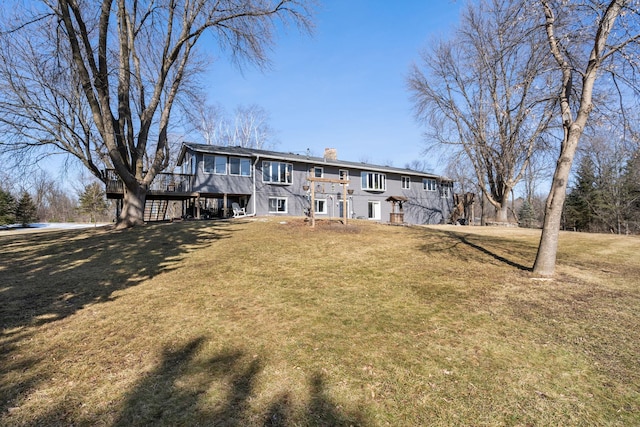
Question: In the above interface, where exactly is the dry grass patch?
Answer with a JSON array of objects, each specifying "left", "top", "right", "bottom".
[{"left": 1, "top": 219, "right": 639, "bottom": 426}]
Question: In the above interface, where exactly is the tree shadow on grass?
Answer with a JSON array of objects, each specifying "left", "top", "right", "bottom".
[
  {"left": 0, "top": 221, "right": 231, "bottom": 331},
  {"left": 0, "top": 221, "right": 232, "bottom": 416},
  {"left": 109, "top": 338, "right": 366, "bottom": 426},
  {"left": 419, "top": 228, "right": 533, "bottom": 272}
]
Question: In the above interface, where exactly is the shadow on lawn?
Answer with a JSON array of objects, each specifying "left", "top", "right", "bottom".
[
  {"left": 0, "top": 221, "right": 233, "bottom": 417},
  {"left": 110, "top": 338, "right": 365, "bottom": 426},
  {"left": 0, "top": 221, "right": 231, "bottom": 331},
  {"left": 420, "top": 228, "right": 533, "bottom": 271}
]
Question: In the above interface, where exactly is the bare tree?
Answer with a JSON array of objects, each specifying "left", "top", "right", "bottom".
[
  {"left": 533, "top": 0, "right": 640, "bottom": 275},
  {"left": 190, "top": 102, "right": 277, "bottom": 149},
  {"left": 189, "top": 99, "right": 227, "bottom": 145},
  {"left": 229, "top": 104, "right": 277, "bottom": 149},
  {"left": 404, "top": 159, "right": 432, "bottom": 173},
  {"left": 0, "top": 0, "right": 311, "bottom": 228},
  {"left": 408, "top": 0, "right": 555, "bottom": 223}
]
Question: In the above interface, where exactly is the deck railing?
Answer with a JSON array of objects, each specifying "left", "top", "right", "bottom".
[{"left": 104, "top": 169, "right": 193, "bottom": 194}]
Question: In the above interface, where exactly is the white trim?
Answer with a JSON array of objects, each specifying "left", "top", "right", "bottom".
[
  {"left": 263, "top": 161, "right": 293, "bottom": 184},
  {"left": 401, "top": 176, "right": 411, "bottom": 190},
  {"left": 268, "top": 197, "right": 288, "bottom": 213},
  {"left": 361, "top": 171, "right": 386, "bottom": 191},
  {"left": 368, "top": 200, "right": 381, "bottom": 220},
  {"left": 203, "top": 154, "right": 227, "bottom": 175},
  {"left": 229, "top": 157, "right": 251, "bottom": 176},
  {"left": 423, "top": 178, "right": 437, "bottom": 191},
  {"left": 315, "top": 198, "right": 327, "bottom": 215},
  {"left": 339, "top": 169, "right": 349, "bottom": 185}
]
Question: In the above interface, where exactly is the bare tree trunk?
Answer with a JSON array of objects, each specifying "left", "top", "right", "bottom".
[
  {"left": 118, "top": 185, "right": 147, "bottom": 228},
  {"left": 533, "top": 131, "right": 580, "bottom": 275},
  {"left": 533, "top": 0, "right": 628, "bottom": 276},
  {"left": 495, "top": 203, "right": 509, "bottom": 223}
]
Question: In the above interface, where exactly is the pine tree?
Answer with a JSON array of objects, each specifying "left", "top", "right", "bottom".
[
  {"left": 78, "top": 183, "right": 108, "bottom": 224},
  {"left": 564, "top": 156, "right": 598, "bottom": 231},
  {"left": 0, "top": 187, "right": 16, "bottom": 225},
  {"left": 15, "top": 192, "right": 37, "bottom": 227},
  {"left": 518, "top": 200, "right": 537, "bottom": 228},
  {"left": 621, "top": 150, "right": 640, "bottom": 233}
]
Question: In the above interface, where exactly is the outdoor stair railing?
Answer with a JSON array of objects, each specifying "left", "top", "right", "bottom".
[{"left": 103, "top": 169, "right": 193, "bottom": 194}]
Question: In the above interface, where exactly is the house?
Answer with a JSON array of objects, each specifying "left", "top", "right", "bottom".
[
  {"left": 174, "top": 143, "right": 453, "bottom": 224},
  {"left": 105, "top": 143, "right": 454, "bottom": 224}
]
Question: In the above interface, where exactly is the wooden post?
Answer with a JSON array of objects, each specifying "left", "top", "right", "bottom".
[
  {"left": 306, "top": 175, "right": 350, "bottom": 227},
  {"left": 342, "top": 181, "right": 348, "bottom": 225},
  {"left": 310, "top": 181, "right": 316, "bottom": 228},
  {"left": 223, "top": 194, "right": 228, "bottom": 218}
]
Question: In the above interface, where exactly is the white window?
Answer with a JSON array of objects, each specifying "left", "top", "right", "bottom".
[
  {"left": 313, "top": 166, "right": 323, "bottom": 178},
  {"left": 440, "top": 185, "right": 450, "bottom": 198},
  {"left": 361, "top": 172, "right": 386, "bottom": 191},
  {"left": 402, "top": 176, "right": 411, "bottom": 190},
  {"left": 203, "top": 155, "right": 214, "bottom": 173},
  {"left": 263, "top": 161, "right": 293, "bottom": 184},
  {"left": 423, "top": 178, "right": 437, "bottom": 191},
  {"left": 230, "top": 157, "right": 251, "bottom": 176},
  {"left": 339, "top": 169, "right": 349, "bottom": 185},
  {"left": 268, "top": 197, "right": 288, "bottom": 213},
  {"left": 315, "top": 199, "right": 327, "bottom": 214},
  {"left": 368, "top": 201, "right": 381, "bottom": 220},
  {"left": 204, "top": 155, "right": 227, "bottom": 174}
]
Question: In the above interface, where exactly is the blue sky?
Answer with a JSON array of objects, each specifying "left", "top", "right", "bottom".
[{"left": 201, "top": 0, "right": 464, "bottom": 174}]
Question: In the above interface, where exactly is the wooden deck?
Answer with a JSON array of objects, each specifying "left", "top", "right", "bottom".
[{"left": 104, "top": 170, "right": 196, "bottom": 200}]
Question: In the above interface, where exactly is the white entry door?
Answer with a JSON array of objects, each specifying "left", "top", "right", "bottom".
[{"left": 368, "top": 201, "right": 381, "bottom": 220}]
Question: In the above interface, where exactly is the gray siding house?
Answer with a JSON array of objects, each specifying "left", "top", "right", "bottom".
[{"left": 174, "top": 143, "right": 453, "bottom": 225}]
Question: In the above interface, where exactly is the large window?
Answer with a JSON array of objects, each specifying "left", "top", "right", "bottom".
[
  {"left": 230, "top": 157, "right": 251, "bottom": 176},
  {"left": 402, "top": 176, "right": 411, "bottom": 190},
  {"left": 204, "top": 155, "right": 227, "bottom": 174},
  {"left": 268, "top": 197, "right": 288, "bottom": 213},
  {"left": 361, "top": 172, "right": 386, "bottom": 191},
  {"left": 263, "top": 161, "right": 293, "bottom": 184},
  {"left": 423, "top": 178, "right": 437, "bottom": 191}
]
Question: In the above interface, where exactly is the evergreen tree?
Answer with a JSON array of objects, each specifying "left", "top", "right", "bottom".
[
  {"left": 518, "top": 200, "right": 537, "bottom": 228},
  {"left": 15, "top": 192, "right": 37, "bottom": 227},
  {"left": 621, "top": 150, "right": 640, "bottom": 233},
  {"left": 78, "top": 183, "right": 108, "bottom": 224},
  {"left": 0, "top": 187, "right": 16, "bottom": 225},
  {"left": 564, "top": 156, "right": 598, "bottom": 231}
]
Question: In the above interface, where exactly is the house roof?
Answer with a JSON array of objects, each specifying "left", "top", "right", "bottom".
[{"left": 177, "top": 143, "right": 452, "bottom": 182}]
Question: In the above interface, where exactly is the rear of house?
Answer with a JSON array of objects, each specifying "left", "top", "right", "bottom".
[{"left": 176, "top": 144, "right": 454, "bottom": 225}]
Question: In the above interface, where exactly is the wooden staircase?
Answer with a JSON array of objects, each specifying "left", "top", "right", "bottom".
[{"left": 144, "top": 199, "right": 168, "bottom": 222}]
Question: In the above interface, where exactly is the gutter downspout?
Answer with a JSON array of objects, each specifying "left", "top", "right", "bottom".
[{"left": 252, "top": 155, "right": 260, "bottom": 216}]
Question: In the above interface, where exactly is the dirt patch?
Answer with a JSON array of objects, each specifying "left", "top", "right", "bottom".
[{"left": 275, "top": 217, "right": 363, "bottom": 233}]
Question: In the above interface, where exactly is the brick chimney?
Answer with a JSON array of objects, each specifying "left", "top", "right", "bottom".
[{"left": 324, "top": 148, "right": 337, "bottom": 161}]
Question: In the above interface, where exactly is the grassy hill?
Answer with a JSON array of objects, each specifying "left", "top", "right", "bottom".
[{"left": 1, "top": 219, "right": 638, "bottom": 426}]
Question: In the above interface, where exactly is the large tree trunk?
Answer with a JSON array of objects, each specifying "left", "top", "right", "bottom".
[
  {"left": 533, "top": 130, "right": 580, "bottom": 276},
  {"left": 533, "top": 0, "right": 626, "bottom": 276},
  {"left": 117, "top": 184, "right": 147, "bottom": 229},
  {"left": 495, "top": 203, "right": 509, "bottom": 223}
]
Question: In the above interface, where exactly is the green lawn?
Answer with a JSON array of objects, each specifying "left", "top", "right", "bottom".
[{"left": 1, "top": 218, "right": 639, "bottom": 426}]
